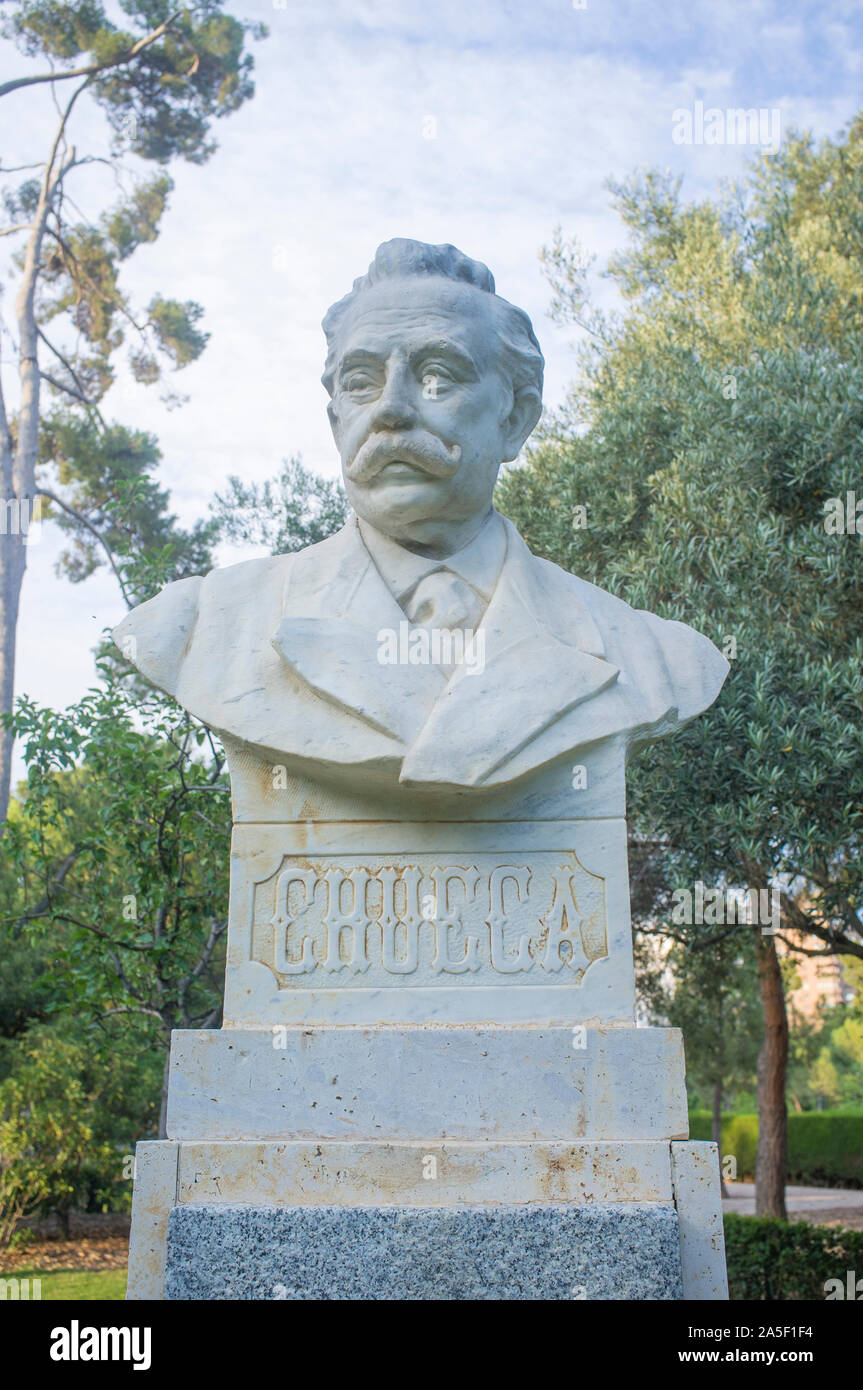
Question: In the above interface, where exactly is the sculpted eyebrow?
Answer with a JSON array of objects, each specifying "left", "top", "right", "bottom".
[
  {"left": 338, "top": 349, "right": 385, "bottom": 374},
  {"left": 408, "top": 342, "right": 479, "bottom": 376}
]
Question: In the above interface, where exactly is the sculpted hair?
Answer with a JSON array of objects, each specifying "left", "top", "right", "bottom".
[{"left": 321, "top": 238, "right": 544, "bottom": 408}]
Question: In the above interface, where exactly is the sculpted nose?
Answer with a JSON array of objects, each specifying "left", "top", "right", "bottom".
[{"left": 370, "top": 363, "right": 417, "bottom": 431}]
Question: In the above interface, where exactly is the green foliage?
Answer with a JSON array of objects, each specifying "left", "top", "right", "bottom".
[
  {"left": 2, "top": 659, "right": 231, "bottom": 1047},
  {"left": 785, "top": 1112, "right": 863, "bottom": 1187},
  {"left": 0, "top": 537, "right": 228, "bottom": 1213},
  {"left": 0, "top": 1020, "right": 160, "bottom": 1247},
  {"left": 8, "top": 1, "right": 108, "bottom": 61},
  {"left": 35, "top": 177, "right": 209, "bottom": 394},
  {"left": 103, "top": 173, "right": 171, "bottom": 259},
  {"left": 499, "top": 120, "right": 863, "bottom": 1215},
  {"left": 787, "top": 958, "right": 863, "bottom": 1109},
  {"left": 723, "top": 1213, "right": 863, "bottom": 1300},
  {"left": 212, "top": 455, "right": 350, "bottom": 555},
  {"left": 0, "top": 2, "right": 267, "bottom": 1212},
  {"left": 497, "top": 115, "right": 863, "bottom": 970},
  {"left": 691, "top": 1111, "right": 863, "bottom": 1187},
  {"left": 0, "top": 936, "right": 53, "bottom": 1059},
  {"left": 641, "top": 935, "right": 762, "bottom": 1115},
  {"left": 5, "top": 2, "right": 267, "bottom": 165},
  {"left": 146, "top": 294, "right": 208, "bottom": 368},
  {"left": 39, "top": 421, "right": 216, "bottom": 601}
]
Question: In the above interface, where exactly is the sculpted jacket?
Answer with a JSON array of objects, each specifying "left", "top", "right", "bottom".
[{"left": 113, "top": 512, "right": 729, "bottom": 790}]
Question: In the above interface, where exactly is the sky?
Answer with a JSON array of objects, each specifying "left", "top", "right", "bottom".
[{"left": 1, "top": 0, "right": 861, "bottom": 781}]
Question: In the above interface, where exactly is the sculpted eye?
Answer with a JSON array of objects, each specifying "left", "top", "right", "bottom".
[
  {"left": 345, "top": 373, "right": 377, "bottom": 393},
  {"left": 420, "top": 366, "right": 453, "bottom": 399}
]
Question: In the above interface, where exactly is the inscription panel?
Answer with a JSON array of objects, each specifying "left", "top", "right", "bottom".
[
  {"left": 253, "top": 853, "right": 607, "bottom": 990},
  {"left": 225, "top": 821, "right": 635, "bottom": 1026}
]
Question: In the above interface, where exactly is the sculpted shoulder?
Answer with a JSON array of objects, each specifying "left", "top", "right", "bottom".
[
  {"left": 112, "top": 552, "right": 296, "bottom": 701},
  {"left": 531, "top": 553, "right": 730, "bottom": 729}
]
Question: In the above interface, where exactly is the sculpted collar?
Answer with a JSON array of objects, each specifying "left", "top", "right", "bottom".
[{"left": 356, "top": 511, "right": 506, "bottom": 609}]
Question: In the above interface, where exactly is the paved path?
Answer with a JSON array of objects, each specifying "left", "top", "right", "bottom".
[{"left": 722, "top": 1182, "right": 863, "bottom": 1226}]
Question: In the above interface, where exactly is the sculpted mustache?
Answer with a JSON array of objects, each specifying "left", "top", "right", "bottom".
[{"left": 346, "top": 432, "right": 463, "bottom": 482}]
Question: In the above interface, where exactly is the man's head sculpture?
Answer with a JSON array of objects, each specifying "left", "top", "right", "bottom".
[
  {"left": 320, "top": 238, "right": 545, "bottom": 552},
  {"left": 111, "top": 233, "right": 728, "bottom": 802}
]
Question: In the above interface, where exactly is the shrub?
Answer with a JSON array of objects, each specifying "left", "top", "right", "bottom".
[
  {"left": 724, "top": 1214, "right": 863, "bottom": 1300},
  {"left": 690, "top": 1111, "right": 863, "bottom": 1187}
]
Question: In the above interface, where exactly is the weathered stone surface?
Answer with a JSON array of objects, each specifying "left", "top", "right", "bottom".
[
  {"left": 175, "top": 1139, "right": 675, "bottom": 1207},
  {"left": 166, "top": 1025, "right": 689, "bottom": 1142},
  {"left": 165, "top": 1202, "right": 684, "bottom": 1301},
  {"left": 126, "top": 1141, "right": 179, "bottom": 1302},
  {"left": 671, "top": 1141, "right": 729, "bottom": 1300},
  {"left": 220, "top": 733, "right": 628, "bottom": 823},
  {"left": 224, "top": 818, "right": 636, "bottom": 1027}
]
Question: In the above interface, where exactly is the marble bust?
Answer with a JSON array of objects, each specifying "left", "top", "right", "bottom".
[
  {"left": 123, "top": 242, "right": 731, "bottom": 1303},
  {"left": 114, "top": 238, "right": 728, "bottom": 794}
]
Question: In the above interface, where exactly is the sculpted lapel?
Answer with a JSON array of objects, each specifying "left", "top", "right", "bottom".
[
  {"left": 272, "top": 518, "right": 447, "bottom": 745},
  {"left": 272, "top": 515, "right": 621, "bottom": 786},
  {"left": 401, "top": 520, "right": 620, "bottom": 785}
]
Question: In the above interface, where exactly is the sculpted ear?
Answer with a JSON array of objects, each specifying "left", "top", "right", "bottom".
[{"left": 500, "top": 387, "right": 542, "bottom": 462}]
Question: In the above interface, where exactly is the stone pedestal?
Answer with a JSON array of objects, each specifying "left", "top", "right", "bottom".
[
  {"left": 126, "top": 744, "right": 728, "bottom": 1300},
  {"left": 127, "top": 1023, "right": 726, "bottom": 1299}
]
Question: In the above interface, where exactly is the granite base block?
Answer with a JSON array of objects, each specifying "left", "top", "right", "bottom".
[{"left": 164, "top": 1201, "right": 684, "bottom": 1300}]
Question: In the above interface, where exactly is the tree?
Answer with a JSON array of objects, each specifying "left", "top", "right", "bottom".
[
  {"left": 497, "top": 116, "right": 863, "bottom": 1216},
  {"left": 3, "top": 657, "right": 231, "bottom": 1135},
  {"left": 787, "top": 956, "right": 863, "bottom": 1109},
  {"left": 0, "top": 1018, "right": 160, "bottom": 1245},
  {"left": 212, "top": 454, "right": 349, "bottom": 555},
  {"left": 0, "top": 0, "right": 266, "bottom": 824},
  {"left": 640, "top": 932, "right": 762, "bottom": 1192},
  {"left": 0, "top": 452, "right": 346, "bottom": 1193}
]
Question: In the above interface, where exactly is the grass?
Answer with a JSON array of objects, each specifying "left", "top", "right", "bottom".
[{"left": 3, "top": 1267, "right": 127, "bottom": 1300}]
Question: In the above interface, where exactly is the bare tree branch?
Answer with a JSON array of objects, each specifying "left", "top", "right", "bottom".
[
  {"left": 36, "top": 326, "right": 105, "bottom": 427},
  {"left": 36, "top": 487, "right": 132, "bottom": 605}
]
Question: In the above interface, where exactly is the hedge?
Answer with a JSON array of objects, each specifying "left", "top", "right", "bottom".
[
  {"left": 724, "top": 1214, "right": 863, "bottom": 1300},
  {"left": 690, "top": 1111, "right": 863, "bottom": 1187}
]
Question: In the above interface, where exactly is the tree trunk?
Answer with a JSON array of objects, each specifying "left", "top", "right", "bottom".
[
  {"left": 0, "top": 488, "right": 27, "bottom": 827},
  {"left": 57, "top": 1202, "right": 71, "bottom": 1240},
  {"left": 754, "top": 931, "right": 788, "bottom": 1218},
  {"left": 0, "top": 120, "right": 75, "bottom": 827}
]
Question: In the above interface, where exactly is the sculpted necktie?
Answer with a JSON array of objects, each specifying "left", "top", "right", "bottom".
[{"left": 402, "top": 569, "right": 486, "bottom": 677}]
